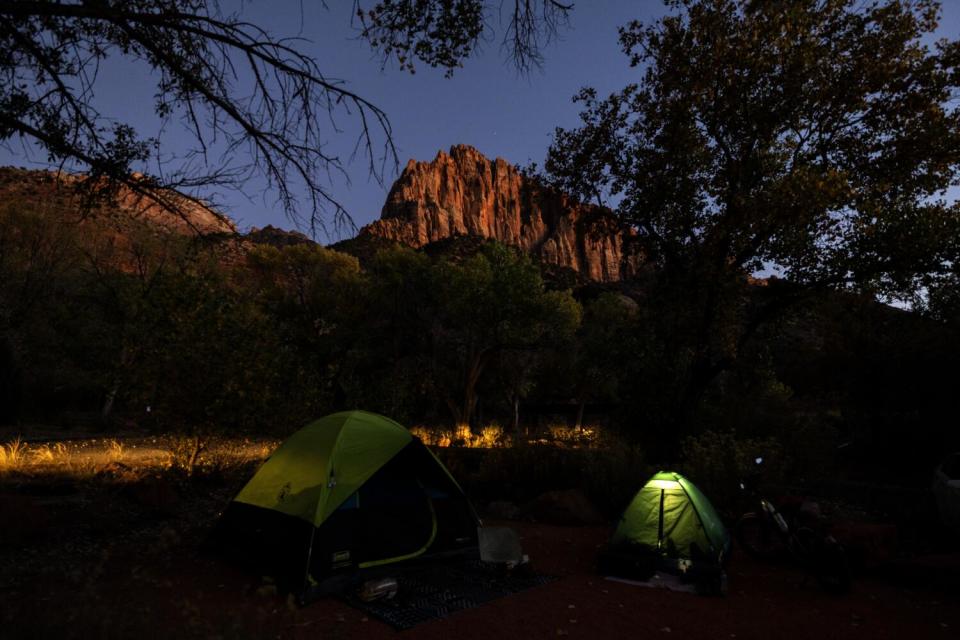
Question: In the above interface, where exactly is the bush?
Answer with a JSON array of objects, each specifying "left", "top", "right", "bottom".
[
  {"left": 434, "top": 439, "right": 648, "bottom": 519},
  {"left": 680, "top": 430, "right": 784, "bottom": 515}
]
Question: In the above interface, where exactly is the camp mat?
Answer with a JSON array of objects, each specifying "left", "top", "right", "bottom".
[
  {"left": 604, "top": 573, "right": 698, "bottom": 594},
  {"left": 341, "top": 560, "right": 556, "bottom": 630}
]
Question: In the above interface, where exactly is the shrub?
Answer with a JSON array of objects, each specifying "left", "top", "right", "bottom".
[
  {"left": 680, "top": 430, "right": 784, "bottom": 515},
  {"left": 434, "top": 437, "right": 647, "bottom": 519}
]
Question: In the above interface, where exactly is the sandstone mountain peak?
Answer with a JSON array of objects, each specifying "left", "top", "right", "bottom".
[{"left": 359, "top": 146, "right": 641, "bottom": 281}]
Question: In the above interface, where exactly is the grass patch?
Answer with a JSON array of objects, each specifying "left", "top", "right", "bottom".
[
  {"left": 0, "top": 434, "right": 279, "bottom": 489},
  {"left": 0, "top": 436, "right": 30, "bottom": 469},
  {"left": 108, "top": 438, "right": 125, "bottom": 461},
  {"left": 410, "top": 422, "right": 612, "bottom": 450}
]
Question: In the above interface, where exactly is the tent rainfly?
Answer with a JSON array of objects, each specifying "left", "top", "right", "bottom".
[
  {"left": 601, "top": 471, "right": 730, "bottom": 593},
  {"left": 211, "top": 411, "right": 480, "bottom": 597}
]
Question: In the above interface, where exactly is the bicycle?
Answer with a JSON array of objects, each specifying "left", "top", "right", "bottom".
[{"left": 735, "top": 458, "right": 851, "bottom": 593}]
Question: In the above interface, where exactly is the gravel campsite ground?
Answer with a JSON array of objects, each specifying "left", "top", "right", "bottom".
[
  {"left": 1, "top": 433, "right": 958, "bottom": 639},
  {"left": 3, "top": 518, "right": 958, "bottom": 639}
]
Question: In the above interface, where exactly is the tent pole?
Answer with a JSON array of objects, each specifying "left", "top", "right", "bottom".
[
  {"left": 301, "top": 524, "right": 318, "bottom": 601},
  {"left": 658, "top": 489, "right": 665, "bottom": 550}
]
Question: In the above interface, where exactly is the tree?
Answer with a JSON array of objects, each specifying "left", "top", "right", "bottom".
[
  {"left": 0, "top": 196, "right": 85, "bottom": 334},
  {"left": 121, "top": 266, "right": 295, "bottom": 455},
  {"left": 428, "top": 243, "right": 581, "bottom": 428},
  {"left": 0, "top": 1, "right": 573, "bottom": 231},
  {"left": 544, "top": 0, "right": 960, "bottom": 425},
  {"left": 78, "top": 220, "right": 192, "bottom": 422},
  {"left": 568, "top": 293, "right": 638, "bottom": 431},
  {"left": 0, "top": 195, "right": 86, "bottom": 421},
  {"left": 345, "top": 246, "right": 437, "bottom": 421},
  {"left": 246, "top": 242, "right": 366, "bottom": 414}
]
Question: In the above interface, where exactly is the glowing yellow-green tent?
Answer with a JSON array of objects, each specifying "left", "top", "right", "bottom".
[
  {"left": 611, "top": 471, "right": 729, "bottom": 561},
  {"left": 213, "top": 411, "right": 479, "bottom": 594}
]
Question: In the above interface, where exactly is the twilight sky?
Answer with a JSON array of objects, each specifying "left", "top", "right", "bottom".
[{"left": 1, "top": 1, "right": 958, "bottom": 241}]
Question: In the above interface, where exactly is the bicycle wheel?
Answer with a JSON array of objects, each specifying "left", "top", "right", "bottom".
[{"left": 736, "top": 512, "right": 787, "bottom": 560}]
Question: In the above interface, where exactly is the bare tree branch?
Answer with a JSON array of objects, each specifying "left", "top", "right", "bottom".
[{"left": 0, "top": 1, "right": 399, "bottom": 236}]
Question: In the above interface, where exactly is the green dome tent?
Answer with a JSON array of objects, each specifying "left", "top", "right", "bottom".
[
  {"left": 601, "top": 471, "right": 730, "bottom": 592},
  {"left": 212, "top": 411, "right": 480, "bottom": 596}
]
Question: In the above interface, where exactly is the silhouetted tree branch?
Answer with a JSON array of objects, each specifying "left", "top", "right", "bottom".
[
  {"left": 355, "top": 0, "right": 573, "bottom": 76},
  {"left": 1, "top": 1, "right": 575, "bottom": 233},
  {"left": 0, "top": 0, "right": 398, "bottom": 235}
]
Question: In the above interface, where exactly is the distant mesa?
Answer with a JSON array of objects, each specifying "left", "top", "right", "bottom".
[
  {"left": 245, "top": 225, "right": 314, "bottom": 248},
  {"left": 358, "top": 145, "right": 642, "bottom": 282},
  {"left": 0, "top": 166, "right": 234, "bottom": 236}
]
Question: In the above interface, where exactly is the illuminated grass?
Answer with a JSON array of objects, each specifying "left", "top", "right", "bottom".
[
  {"left": 410, "top": 423, "right": 609, "bottom": 449},
  {"left": 0, "top": 435, "right": 279, "bottom": 482},
  {"left": 31, "top": 443, "right": 58, "bottom": 464},
  {"left": 108, "top": 439, "right": 125, "bottom": 461},
  {"left": 0, "top": 437, "right": 35, "bottom": 470}
]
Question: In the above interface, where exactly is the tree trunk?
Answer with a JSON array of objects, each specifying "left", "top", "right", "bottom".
[
  {"left": 100, "top": 376, "right": 120, "bottom": 423},
  {"left": 454, "top": 352, "right": 487, "bottom": 429},
  {"left": 677, "top": 266, "right": 726, "bottom": 427},
  {"left": 575, "top": 397, "right": 585, "bottom": 432},
  {"left": 462, "top": 383, "right": 478, "bottom": 429},
  {"left": 186, "top": 434, "right": 206, "bottom": 477},
  {"left": 445, "top": 398, "right": 464, "bottom": 429},
  {"left": 101, "top": 342, "right": 137, "bottom": 425},
  {"left": 0, "top": 333, "right": 20, "bottom": 423},
  {"left": 512, "top": 394, "right": 520, "bottom": 433}
]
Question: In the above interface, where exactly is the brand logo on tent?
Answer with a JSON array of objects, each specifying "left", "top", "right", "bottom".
[
  {"left": 332, "top": 550, "right": 351, "bottom": 569},
  {"left": 277, "top": 481, "right": 292, "bottom": 503}
]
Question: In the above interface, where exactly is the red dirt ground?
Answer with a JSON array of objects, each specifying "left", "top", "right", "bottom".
[{"left": 4, "top": 520, "right": 958, "bottom": 639}]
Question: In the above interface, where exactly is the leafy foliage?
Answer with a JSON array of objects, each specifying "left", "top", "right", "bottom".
[
  {"left": 356, "top": 0, "right": 573, "bottom": 75},
  {"left": 427, "top": 243, "right": 581, "bottom": 427},
  {"left": 357, "top": 0, "right": 485, "bottom": 75},
  {"left": 0, "top": 199, "right": 589, "bottom": 435},
  {"left": 548, "top": 0, "right": 960, "bottom": 297},
  {"left": 542, "top": 0, "right": 960, "bottom": 434}
]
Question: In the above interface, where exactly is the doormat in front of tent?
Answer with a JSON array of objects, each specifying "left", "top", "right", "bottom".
[{"left": 341, "top": 560, "right": 555, "bottom": 630}]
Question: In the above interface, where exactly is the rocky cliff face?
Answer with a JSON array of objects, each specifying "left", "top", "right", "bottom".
[
  {"left": 359, "top": 145, "right": 640, "bottom": 281},
  {"left": 0, "top": 167, "right": 235, "bottom": 236}
]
